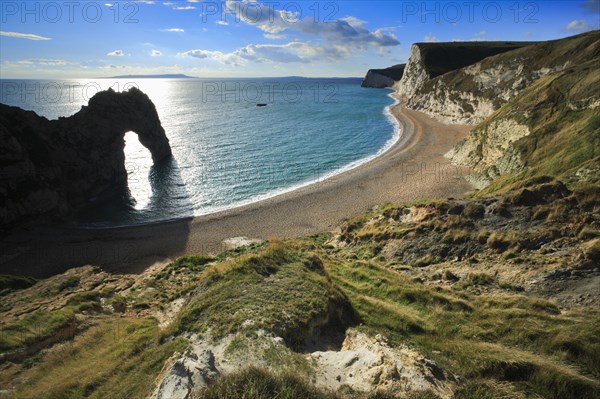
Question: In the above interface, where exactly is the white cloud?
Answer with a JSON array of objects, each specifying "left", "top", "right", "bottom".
[
  {"left": 180, "top": 41, "right": 353, "bottom": 66},
  {"left": 264, "top": 33, "right": 286, "bottom": 40},
  {"left": 12, "top": 58, "right": 74, "bottom": 68},
  {"left": 470, "top": 30, "right": 488, "bottom": 41},
  {"left": 339, "top": 16, "right": 367, "bottom": 28},
  {"left": 0, "top": 31, "right": 51, "bottom": 41},
  {"left": 173, "top": 5, "right": 195, "bottom": 10},
  {"left": 216, "top": 20, "right": 229, "bottom": 26},
  {"left": 379, "top": 26, "right": 403, "bottom": 32},
  {"left": 179, "top": 0, "right": 400, "bottom": 67},
  {"left": 564, "top": 19, "right": 594, "bottom": 31},
  {"left": 424, "top": 33, "right": 439, "bottom": 42},
  {"left": 162, "top": 28, "right": 184, "bottom": 32},
  {"left": 223, "top": 0, "right": 399, "bottom": 49},
  {"left": 30, "top": 58, "right": 70, "bottom": 65},
  {"left": 107, "top": 50, "right": 125, "bottom": 56},
  {"left": 151, "top": 49, "right": 162, "bottom": 56}
]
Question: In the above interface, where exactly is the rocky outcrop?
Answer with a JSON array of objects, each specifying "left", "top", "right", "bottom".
[
  {"left": 309, "top": 329, "right": 455, "bottom": 398},
  {"left": 0, "top": 87, "right": 171, "bottom": 229},
  {"left": 396, "top": 31, "right": 600, "bottom": 124},
  {"left": 445, "top": 118, "right": 530, "bottom": 189},
  {"left": 150, "top": 329, "right": 454, "bottom": 399},
  {"left": 361, "top": 64, "right": 405, "bottom": 88}
]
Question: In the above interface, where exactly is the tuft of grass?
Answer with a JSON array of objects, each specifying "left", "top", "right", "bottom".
[
  {"left": 464, "top": 273, "right": 497, "bottom": 287},
  {"left": 441, "top": 229, "right": 472, "bottom": 244},
  {"left": 462, "top": 203, "right": 485, "bottom": 219},
  {"left": 155, "top": 254, "right": 215, "bottom": 280},
  {"left": 192, "top": 367, "right": 341, "bottom": 399},
  {"left": 413, "top": 254, "right": 440, "bottom": 267},
  {"left": 0, "top": 274, "right": 37, "bottom": 296},
  {"left": 486, "top": 231, "right": 519, "bottom": 252}
]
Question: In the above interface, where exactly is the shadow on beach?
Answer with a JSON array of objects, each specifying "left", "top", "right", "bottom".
[{"left": 0, "top": 157, "right": 193, "bottom": 278}]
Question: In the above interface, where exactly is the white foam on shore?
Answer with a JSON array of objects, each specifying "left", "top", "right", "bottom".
[
  {"left": 80, "top": 90, "right": 403, "bottom": 228},
  {"left": 190, "top": 90, "right": 403, "bottom": 218}
]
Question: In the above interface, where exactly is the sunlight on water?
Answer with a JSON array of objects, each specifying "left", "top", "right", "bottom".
[
  {"left": 124, "top": 131, "right": 153, "bottom": 210},
  {"left": 0, "top": 78, "right": 396, "bottom": 225}
]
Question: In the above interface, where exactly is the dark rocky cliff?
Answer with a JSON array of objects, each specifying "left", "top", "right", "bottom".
[
  {"left": 0, "top": 87, "right": 171, "bottom": 229},
  {"left": 361, "top": 64, "right": 405, "bottom": 88}
]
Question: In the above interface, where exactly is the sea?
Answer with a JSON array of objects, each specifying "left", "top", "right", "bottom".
[{"left": 0, "top": 78, "right": 398, "bottom": 226}]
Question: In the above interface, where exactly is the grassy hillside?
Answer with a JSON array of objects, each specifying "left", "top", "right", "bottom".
[
  {"left": 2, "top": 31, "right": 598, "bottom": 399},
  {"left": 451, "top": 56, "right": 600, "bottom": 195},
  {"left": 1, "top": 180, "right": 599, "bottom": 398},
  {"left": 420, "top": 31, "right": 600, "bottom": 109}
]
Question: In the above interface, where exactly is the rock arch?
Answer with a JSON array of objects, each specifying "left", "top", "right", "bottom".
[{"left": 0, "top": 87, "right": 172, "bottom": 228}]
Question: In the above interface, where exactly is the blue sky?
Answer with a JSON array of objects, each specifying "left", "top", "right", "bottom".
[{"left": 1, "top": 0, "right": 598, "bottom": 78}]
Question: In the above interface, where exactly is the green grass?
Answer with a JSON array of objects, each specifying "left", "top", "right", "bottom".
[
  {"left": 3, "top": 178, "right": 600, "bottom": 399},
  {"left": 224, "top": 333, "right": 313, "bottom": 376},
  {"left": 0, "top": 290, "right": 104, "bottom": 352},
  {"left": 474, "top": 58, "right": 600, "bottom": 196},
  {"left": 192, "top": 367, "right": 341, "bottom": 399},
  {"left": 155, "top": 254, "right": 215, "bottom": 280},
  {"left": 175, "top": 244, "right": 355, "bottom": 347},
  {"left": 321, "top": 249, "right": 600, "bottom": 399},
  {"left": 12, "top": 318, "right": 187, "bottom": 399}
]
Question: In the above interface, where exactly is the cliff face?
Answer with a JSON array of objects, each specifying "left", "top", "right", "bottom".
[
  {"left": 382, "top": 31, "right": 600, "bottom": 189},
  {"left": 361, "top": 64, "right": 405, "bottom": 88},
  {"left": 0, "top": 87, "right": 171, "bottom": 229},
  {"left": 444, "top": 33, "right": 600, "bottom": 189},
  {"left": 396, "top": 32, "right": 600, "bottom": 125},
  {"left": 395, "top": 41, "right": 531, "bottom": 104}
]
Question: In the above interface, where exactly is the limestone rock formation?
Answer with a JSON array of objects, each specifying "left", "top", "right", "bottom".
[
  {"left": 0, "top": 87, "right": 171, "bottom": 229},
  {"left": 445, "top": 118, "right": 530, "bottom": 189},
  {"left": 395, "top": 31, "right": 599, "bottom": 124},
  {"left": 445, "top": 33, "right": 600, "bottom": 188},
  {"left": 395, "top": 41, "right": 530, "bottom": 102},
  {"left": 150, "top": 329, "right": 454, "bottom": 399},
  {"left": 361, "top": 64, "right": 405, "bottom": 88},
  {"left": 308, "top": 329, "right": 455, "bottom": 398}
]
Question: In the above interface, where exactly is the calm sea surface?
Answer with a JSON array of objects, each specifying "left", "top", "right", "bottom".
[{"left": 0, "top": 78, "right": 397, "bottom": 225}]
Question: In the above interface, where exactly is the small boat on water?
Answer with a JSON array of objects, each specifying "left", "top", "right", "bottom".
[{"left": 256, "top": 103, "right": 267, "bottom": 107}]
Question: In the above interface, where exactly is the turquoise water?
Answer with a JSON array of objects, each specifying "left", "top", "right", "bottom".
[{"left": 0, "top": 78, "right": 397, "bottom": 225}]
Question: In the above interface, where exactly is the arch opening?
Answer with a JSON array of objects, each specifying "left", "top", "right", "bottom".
[{"left": 124, "top": 131, "right": 153, "bottom": 210}]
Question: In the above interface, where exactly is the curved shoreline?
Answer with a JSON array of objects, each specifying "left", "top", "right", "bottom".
[
  {"left": 190, "top": 91, "right": 403, "bottom": 220},
  {"left": 80, "top": 90, "right": 401, "bottom": 228},
  {"left": 0, "top": 105, "right": 473, "bottom": 277}
]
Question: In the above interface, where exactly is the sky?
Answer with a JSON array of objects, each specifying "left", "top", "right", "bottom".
[{"left": 0, "top": 0, "right": 599, "bottom": 78}]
